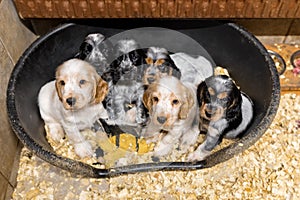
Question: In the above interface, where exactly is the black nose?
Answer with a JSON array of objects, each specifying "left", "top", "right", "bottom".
[
  {"left": 157, "top": 116, "right": 167, "bottom": 124},
  {"left": 206, "top": 104, "right": 217, "bottom": 113},
  {"left": 66, "top": 97, "right": 76, "bottom": 106}
]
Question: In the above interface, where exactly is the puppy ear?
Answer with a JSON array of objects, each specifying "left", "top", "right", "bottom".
[
  {"left": 197, "top": 81, "right": 207, "bottom": 106},
  {"left": 94, "top": 77, "right": 108, "bottom": 104},
  {"left": 143, "top": 84, "right": 154, "bottom": 112},
  {"left": 179, "top": 90, "right": 194, "bottom": 119},
  {"left": 55, "top": 80, "right": 63, "bottom": 101}
]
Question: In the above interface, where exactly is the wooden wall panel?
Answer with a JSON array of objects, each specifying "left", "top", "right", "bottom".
[{"left": 13, "top": 0, "right": 300, "bottom": 19}]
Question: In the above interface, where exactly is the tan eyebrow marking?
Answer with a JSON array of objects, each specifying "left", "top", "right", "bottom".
[
  {"left": 208, "top": 87, "right": 215, "bottom": 96},
  {"left": 145, "top": 57, "right": 153, "bottom": 65},
  {"left": 155, "top": 59, "right": 165, "bottom": 66},
  {"left": 217, "top": 92, "right": 228, "bottom": 99}
]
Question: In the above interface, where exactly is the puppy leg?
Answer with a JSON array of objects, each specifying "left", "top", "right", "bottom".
[
  {"left": 153, "top": 133, "right": 179, "bottom": 157},
  {"left": 135, "top": 87, "right": 147, "bottom": 125},
  {"left": 73, "top": 141, "right": 94, "bottom": 158},
  {"left": 179, "top": 116, "right": 200, "bottom": 152},
  {"left": 188, "top": 126, "right": 221, "bottom": 161},
  {"left": 104, "top": 92, "right": 117, "bottom": 122},
  {"left": 142, "top": 123, "right": 161, "bottom": 143},
  {"left": 64, "top": 127, "right": 93, "bottom": 158},
  {"left": 46, "top": 123, "right": 65, "bottom": 142},
  {"left": 179, "top": 125, "right": 199, "bottom": 153}
]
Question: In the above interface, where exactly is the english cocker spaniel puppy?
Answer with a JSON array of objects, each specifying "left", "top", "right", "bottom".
[
  {"left": 38, "top": 58, "right": 109, "bottom": 158},
  {"left": 102, "top": 39, "right": 148, "bottom": 127},
  {"left": 75, "top": 33, "right": 113, "bottom": 75},
  {"left": 188, "top": 75, "right": 254, "bottom": 161},
  {"left": 143, "top": 47, "right": 181, "bottom": 85},
  {"left": 142, "top": 76, "right": 199, "bottom": 158}
]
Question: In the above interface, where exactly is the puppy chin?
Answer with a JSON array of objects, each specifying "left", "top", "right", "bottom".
[{"left": 63, "top": 103, "right": 77, "bottom": 111}]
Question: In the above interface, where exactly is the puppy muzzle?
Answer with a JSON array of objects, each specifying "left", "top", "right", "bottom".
[
  {"left": 157, "top": 116, "right": 167, "bottom": 124},
  {"left": 66, "top": 97, "right": 76, "bottom": 107},
  {"left": 202, "top": 103, "right": 224, "bottom": 121},
  {"left": 63, "top": 97, "right": 77, "bottom": 110},
  {"left": 120, "top": 58, "right": 133, "bottom": 72}
]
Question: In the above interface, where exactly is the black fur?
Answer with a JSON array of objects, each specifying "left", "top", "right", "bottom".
[{"left": 197, "top": 75, "right": 243, "bottom": 151}]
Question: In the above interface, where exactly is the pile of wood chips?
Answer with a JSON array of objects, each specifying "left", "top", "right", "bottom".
[{"left": 11, "top": 92, "right": 300, "bottom": 199}]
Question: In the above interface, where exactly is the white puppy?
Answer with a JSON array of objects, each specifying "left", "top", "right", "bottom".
[
  {"left": 38, "top": 58, "right": 108, "bottom": 158},
  {"left": 142, "top": 76, "right": 199, "bottom": 158}
]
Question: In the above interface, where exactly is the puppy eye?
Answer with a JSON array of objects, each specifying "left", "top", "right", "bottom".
[
  {"left": 152, "top": 96, "right": 159, "bottom": 103},
  {"left": 79, "top": 80, "right": 86, "bottom": 85},
  {"left": 172, "top": 99, "right": 179, "bottom": 105},
  {"left": 59, "top": 80, "right": 65, "bottom": 86}
]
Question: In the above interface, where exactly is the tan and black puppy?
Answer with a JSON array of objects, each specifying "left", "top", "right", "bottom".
[
  {"left": 188, "top": 75, "right": 254, "bottom": 161},
  {"left": 143, "top": 47, "right": 181, "bottom": 85}
]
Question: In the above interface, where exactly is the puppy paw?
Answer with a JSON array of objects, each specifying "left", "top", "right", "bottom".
[
  {"left": 182, "top": 125, "right": 199, "bottom": 141},
  {"left": 46, "top": 124, "right": 65, "bottom": 142},
  {"left": 187, "top": 150, "right": 210, "bottom": 162},
  {"left": 178, "top": 143, "right": 191, "bottom": 154},
  {"left": 74, "top": 141, "right": 93, "bottom": 158},
  {"left": 153, "top": 143, "right": 172, "bottom": 157}
]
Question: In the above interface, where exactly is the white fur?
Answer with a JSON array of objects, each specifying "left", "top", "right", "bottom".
[
  {"left": 142, "top": 76, "right": 200, "bottom": 157},
  {"left": 38, "top": 59, "right": 108, "bottom": 158},
  {"left": 170, "top": 52, "right": 213, "bottom": 86},
  {"left": 224, "top": 93, "right": 254, "bottom": 139}
]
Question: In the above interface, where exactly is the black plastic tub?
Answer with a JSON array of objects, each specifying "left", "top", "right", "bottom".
[{"left": 6, "top": 20, "right": 280, "bottom": 178}]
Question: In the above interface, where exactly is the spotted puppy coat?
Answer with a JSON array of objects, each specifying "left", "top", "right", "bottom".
[
  {"left": 188, "top": 75, "right": 254, "bottom": 161},
  {"left": 142, "top": 76, "right": 200, "bottom": 158},
  {"left": 75, "top": 33, "right": 113, "bottom": 75},
  {"left": 103, "top": 39, "right": 148, "bottom": 126},
  {"left": 38, "top": 59, "right": 108, "bottom": 158}
]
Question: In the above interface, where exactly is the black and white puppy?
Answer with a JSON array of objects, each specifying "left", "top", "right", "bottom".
[
  {"left": 102, "top": 39, "right": 146, "bottom": 84},
  {"left": 103, "top": 45, "right": 182, "bottom": 130},
  {"left": 75, "top": 33, "right": 113, "bottom": 75},
  {"left": 188, "top": 75, "right": 254, "bottom": 161},
  {"left": 143, "top": 47, "right": 181, "bottom": 85},
  {"left": 103, "top": 39, "right": 148, "bottom": 127}
]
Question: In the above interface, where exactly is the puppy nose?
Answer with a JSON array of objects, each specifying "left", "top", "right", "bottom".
[
  {"left": 66, "top": 97, "right": 76, "bottom": 106},
  {"left": 157, "top": 116, "right": 167, "bottom": 124},
  {"left": 206, "top": 104, "right": 217, "bottom": 113}
]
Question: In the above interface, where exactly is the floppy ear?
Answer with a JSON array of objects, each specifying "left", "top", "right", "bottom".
[
  {"left": 94, "top": 77, "right": 108, "bottom": 104},
  {"left": 143, "top": 84, "right": 154, "bottom": 112},
  {"left": 179, "top": 89, "right": 194, "bottom": 119},
  {"left": 55, "top": 66, "right": 63, "bottom": 101},
  {"left": 197, "top": 81, "right": 207, "bottom": 106},
  {"left": 55, "top": 80, "right": 63, "bottom": 101}
]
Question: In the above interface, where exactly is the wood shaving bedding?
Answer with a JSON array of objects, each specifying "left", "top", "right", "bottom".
[
  {"left": 42, "top": 65, "right": 235, "bottom": 168},
  {"left": 46, "top": 123, "right": 234, "bottom": 168},
  {"left": 12, "top": 93, "right": 300, "bottom": 199}
]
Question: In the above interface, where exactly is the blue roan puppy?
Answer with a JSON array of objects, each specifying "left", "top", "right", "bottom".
[
  {"left": 188, "top": 75, "right": 254, "bottom": 161},
  {"left": 74, "top": 33, "right": 113, "bottom": 76}
]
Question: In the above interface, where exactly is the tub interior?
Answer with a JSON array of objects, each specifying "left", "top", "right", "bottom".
[{"left": 10, "top": 20, "right": 276, "bottom": 175}]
